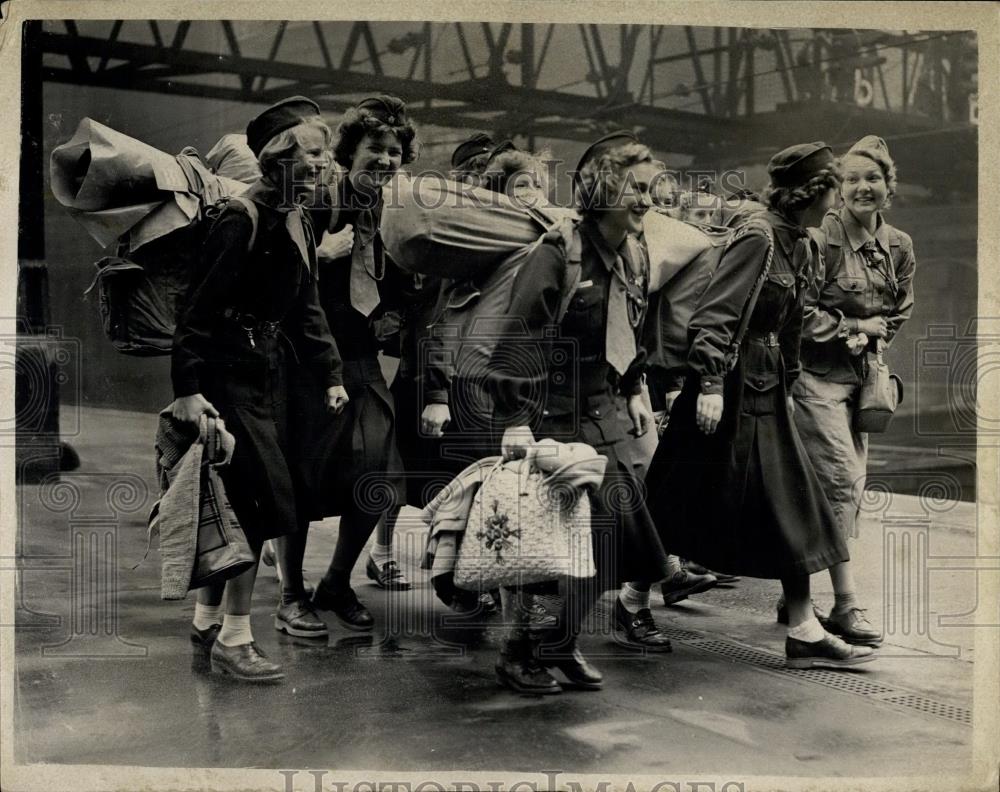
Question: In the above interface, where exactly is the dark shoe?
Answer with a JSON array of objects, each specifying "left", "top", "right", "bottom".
[
  {"left": 312, "top": 584, "right": 374, "bottom": 632},
  {"left": 683, "top": 560, "right": 740, "bottom": 585},
  {"left": 495, "top": 641, "right": 561, "bottom": 695},
  {"left": 365, "top": 557, "right": 412, "bottom": 591},
  {"left": 275, "top": 598, "right": 328, "bottom": 639},
  {"left": 210, "top": 641, "right": 286, "bottom": 683},
  {"left": 824, "top": 607, "right": 883, "bottom": 647},
  {"left": 785, "top": 632, "right": 877, "bottom": 669},
  {"left": 661, "top": 570, "right": 718, "bottom": 606},
  {"left": 613, "top": 599, "right": 673, "bottom": 652},
  {"left": 190, "top": 623, "right": 222, "bottom": 653},
  {"left": 776, "top": 598, "right": 827, "bottom": 625},
  {"left": 538, "top": 640, "right": 603, "bottom": 690}
]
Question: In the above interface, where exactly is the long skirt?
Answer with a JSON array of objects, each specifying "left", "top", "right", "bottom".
[
  {"left": 645, "top": 364, "right": 847, "bottom": 579},
  {"left": 292, "top": 356, "right": 407, "bottom": 521}
]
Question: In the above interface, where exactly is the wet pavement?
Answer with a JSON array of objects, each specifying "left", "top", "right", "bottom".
[{"left": 8, "top": 407, "right": 988, "bottom": 777}]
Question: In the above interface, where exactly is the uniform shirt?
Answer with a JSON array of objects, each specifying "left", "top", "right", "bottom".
[
  {"left": 688, "top": 212, "right": 810, "bottom": 396},
  {"left": 489, "top": 217, "right": 648, "bottom": 431},
  {"left": 801, "top": 206, "right": 916, "bottom": 384},
  {"left": 172, "top": 189, "right": 342, "bottom": 398}
]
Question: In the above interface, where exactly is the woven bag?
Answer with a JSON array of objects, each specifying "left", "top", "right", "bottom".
[{"left": 453, "top": 458, "right": 596, "bottom": 590}]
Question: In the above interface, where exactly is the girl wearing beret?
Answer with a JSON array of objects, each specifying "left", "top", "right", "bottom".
[
  {"left": 488, "top": 135, "right": 675, "bottom": 694},
  {"left": 291, "top": 96, "right": 417, "bottom": 630},
  {"left": 645, "top": 142, "right": 877, "bottom": 669},
  {"left": 791, "top": 136, "right": 916, "bottom": 646},
  {"left": 171, "top": 98, "right": 347, "bottom": 682}
]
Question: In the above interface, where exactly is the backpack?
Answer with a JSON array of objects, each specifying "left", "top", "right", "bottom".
[
  {"left": 423, "top": 221, "right": 583, "bottom": 422},
  {"left": 83, "top": 149, "right": 259, "bottom": 356},
  {"left": 644, "top": 212, "right": 773, "bottom": 404}
]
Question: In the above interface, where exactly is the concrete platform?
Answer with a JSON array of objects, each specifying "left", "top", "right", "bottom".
[{"left": 7, "top": 407, "right": 989, "bottom": 779}]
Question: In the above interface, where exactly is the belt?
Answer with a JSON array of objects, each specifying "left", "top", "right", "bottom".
[
  {"left": 222, "top": 309, "right": 283, "bottom": 350},
  {"left": 747, "top": 331, "right": 780, "bottom": 348},
  {"left": 341, "top": 356, "right": 385, "bottom": 387}
]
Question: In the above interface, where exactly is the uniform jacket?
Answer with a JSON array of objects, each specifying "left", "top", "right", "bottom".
[
  {"left": 171, "top": 182, "right": 342, "bottom": 397},
  {"left": 801, "top": 206, "right": 916, "bottom": 384}
]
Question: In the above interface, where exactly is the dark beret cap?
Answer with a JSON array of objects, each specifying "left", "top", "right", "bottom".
[
  {"left": 451, "top": 132, "right": 495, "bottom": 168},
  {"left": 246, "top": 95, "right": 322, "bottom": 157},
  {"left": 767, "top": 141, "right": 835, "bottom": 188},
  {"left": 356, "top": 94, "right": 409, "bottom": 127},
  {"left": 574, "top": 130, "right": 640, "bottom": 187}
]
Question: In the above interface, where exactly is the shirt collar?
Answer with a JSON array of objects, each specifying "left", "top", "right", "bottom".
[
  {"left": 764, "top": 210, "right": 802, "bottom": 258},
  {"left": 838, "top": 206, "right": 889, "bottom": 252}
]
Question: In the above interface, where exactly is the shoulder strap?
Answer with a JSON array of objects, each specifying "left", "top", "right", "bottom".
[
  {"left": 724, "top": 220, "right": 775, "bottom": 370},
  {"left": 554, "top": 225, "right": 584, "bottom": 323},
  {"left": 225, "top": 195, "right": 260, "bottom": 253}
]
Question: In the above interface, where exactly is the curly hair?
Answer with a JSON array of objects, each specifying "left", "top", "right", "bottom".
[
  {"left": 478, "top": 148, "right": 551, "bottom": 198},
  {"left": 843, "top": 146, "right": 898, "bottom": 208},
  {"left": 332, "top": 104, "right": 419, "bottom": 169},
  {"left": 763, "top": 164, "right": 842, "bottom": 215},
  {"left": 452, "top": 151, "right": 492, "bottom": 182},
  {"left": 575, "top": 141, "right": 655, "bottom": 214},
  {"left": 258, "top": 118, "right": 333, "bottom": 184}
]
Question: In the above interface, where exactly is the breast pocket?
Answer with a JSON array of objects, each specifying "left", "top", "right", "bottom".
[
  {"left": 754, "top": 271, "right": 796, "bottom": 319},
  {"left": 832, "top": 275, "right": 868, "bottom": 313},
  {"left": 563, "top": 286, "right": 604, "bottom": 351}
]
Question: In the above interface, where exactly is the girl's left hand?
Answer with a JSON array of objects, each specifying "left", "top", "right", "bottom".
[
  {"left": 325, "top": 385, "right": 350, "bottom": 414},
  {"left": 627, "top": 393, "right": 653, "bottom": 437}
]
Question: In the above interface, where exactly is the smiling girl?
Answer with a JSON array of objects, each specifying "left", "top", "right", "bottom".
[{"left": 792, "top": 135, "right": 916, "bottom": 647}]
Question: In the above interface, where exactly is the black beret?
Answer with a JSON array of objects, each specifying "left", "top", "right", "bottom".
[
  {"left": 767, "top": 141, "right": 835, "bottom": 188},
  {"left": 246, "top": 96, "right": 322, "bottom": 157},
  {"left": 573, "top": 130, "right": 640, "bottom": 188},
  {"left": 356, "top": 94, "right": 409, "bottom": 127},
  {"left": 486, "top": 139, "right": 517, "bottom": 161},
  {"left": 451, "top": 132, "right": 494, "bottom": 168}
]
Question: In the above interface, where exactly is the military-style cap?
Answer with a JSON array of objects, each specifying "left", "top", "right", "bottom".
[
  {"left": 847, "top": 134, "right": 891, "bottom": 158},
  {"left": 767, "top": 141, "right": 835, "bottom": 188},
  {"left": 486, "top": 139, "right": 517, "bottom": 161},
  {"left": 451, "top": 132, "right": 494, "bottom": 168},
  {"left": 246, "top": 95, "right": 322, "bottom": 157},
  {"left": 356, "top": 94, "right": 408, "bottom": 126},
  {"left": 574, "top": 130, "right": 640, "bottom": 187}
]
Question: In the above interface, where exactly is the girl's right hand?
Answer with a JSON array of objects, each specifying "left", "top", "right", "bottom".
[
  {"left": 695, "top": 393, "right": 724, "bottom": 435},
  {"left": 856, "top": 316, "right": 888, "bottom": 339},
  {"left": 316, "top": 224, "right": 355, "bottom": 261},
  {"left": 171, "top": 394, "right": 219, "bottom": 425}
]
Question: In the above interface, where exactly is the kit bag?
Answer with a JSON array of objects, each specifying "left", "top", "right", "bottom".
[
  {"left": 854, "top": 349, "right": 903, "bottom": 433},
  {"left": 84, "top": 153, "right": 259, "bottom": 356}
]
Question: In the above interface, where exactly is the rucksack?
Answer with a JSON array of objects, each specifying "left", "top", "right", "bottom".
[
  {"left": 423, "top": 221, "right": 584, "bottom": 424},
  {"left": 84, "top": 180, "right": 259, "bottom": 356},
  {"left": 644, "top": 211, "right": 773, "bottom": 403}
]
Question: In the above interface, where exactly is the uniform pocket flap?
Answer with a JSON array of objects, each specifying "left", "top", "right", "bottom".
[
  {"left": 767, "top": 272, "right": 795, "bottom": 288},
  {"left": 836, "top": 276, "right": 865, "bottom": 293},
  {"left": 744, "top": 370, "right": 780, "bottom": 392}
]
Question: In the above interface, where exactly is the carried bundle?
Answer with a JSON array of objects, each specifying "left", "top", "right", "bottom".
[
  {"left": 380, "top": 174, "right": 574, "bottom": 280},
  {"left": 50, "top": 119, "right": 260, "bottom": 355}
]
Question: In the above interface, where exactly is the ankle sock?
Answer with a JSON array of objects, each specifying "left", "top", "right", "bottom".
[
  {"left": 833, "top": 591, "right": 859, "bottom": 614},
  {"left": 787, "top": 617, "right": 825, "bottom": 643},
  {"left": 218, "top": 614, "right": 253, "bottom": 647},
  {"left": 619, "top": 583, "right": 650, "bottom": 614},
  {"left": 665, "top": 555, "right": 684, "bottom": 578},
  {"left": 370, "top": 541, "right": 393, "bottom": 567},
  {"left": 193, "top": 603, "right": 224, "bottom": 631}
]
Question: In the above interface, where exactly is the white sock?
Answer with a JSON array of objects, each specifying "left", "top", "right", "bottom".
[
  {"left": 217, "top": 614, "right": 253, "bottom": 647},
  {"left": 370, "top": 541, "right": 393, "bottom": 567},
  {"left": 665, "top": 554, "right": 684, "bottom": 577},
  {"left": 619, "top": 583, "right": 650, "bottom": 614},
  {"left": 787, "top": 617, "right": 825, "bottom": 643},
  {"left": 193, "top": 603, "right": 224, "bottom": 631}
]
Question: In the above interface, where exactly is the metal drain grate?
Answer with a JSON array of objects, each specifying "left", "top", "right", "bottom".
[
  {"left": 682, "top": 638, "right": 971, "bottom": 726},
  {"left": 879, "top": 695, "right": 973, "bottom": 725}
]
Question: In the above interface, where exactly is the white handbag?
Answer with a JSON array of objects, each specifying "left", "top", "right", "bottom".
[{"left": 453, "top": 458, "right": 597, "bottom": 590}]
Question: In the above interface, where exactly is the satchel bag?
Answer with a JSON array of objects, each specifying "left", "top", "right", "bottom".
[
  {"left": 853, "top": 349, "right": 903, "bottom": 433},
  {"left": 453, "top": 458, "right": 596, "bottom": 590},
  {"left": 189, "top": 417, "right": 256, "bottom": 590}
]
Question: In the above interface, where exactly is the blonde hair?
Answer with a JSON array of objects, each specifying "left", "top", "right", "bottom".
[
  {"left": 843, "top": 146, "right": 898, "bottom": 208},
  {"left": 575, "top": 141, "right": 655, "bottom": 213},
  {"left": 258, "top": 118, "right": 333, "bottom": 183}
]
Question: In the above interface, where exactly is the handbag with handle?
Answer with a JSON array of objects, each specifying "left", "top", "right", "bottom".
[
  {"left": 853, "top": 348, "right": 903, "bottom": 433},
  {"left": 453, "top": 457, "right": 597, "bottom": 590}
]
